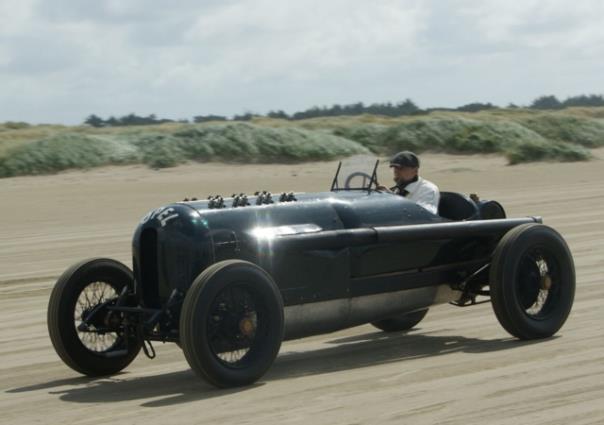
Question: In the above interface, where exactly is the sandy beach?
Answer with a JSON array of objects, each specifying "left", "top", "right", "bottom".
[{"left": 1, "top": 152, "right": 603, "bottom": 425}]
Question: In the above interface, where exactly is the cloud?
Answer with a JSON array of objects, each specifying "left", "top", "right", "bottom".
[
  {"left": 0, "top": 0, "right": 602, "bottom": 123},
  {"left": 459, "top": 0, "right": 604, "bottom": 52}
]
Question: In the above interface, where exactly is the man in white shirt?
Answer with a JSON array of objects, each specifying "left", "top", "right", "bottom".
[{"left": 376, "top": 151, "right": 440, "bottom": 215}]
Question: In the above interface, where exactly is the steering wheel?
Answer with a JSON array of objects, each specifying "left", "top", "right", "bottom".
[{"left": 344, "top": 172, "right": 373, "bottom": 189}]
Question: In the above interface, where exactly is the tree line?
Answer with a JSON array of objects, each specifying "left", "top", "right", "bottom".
[{"left": 83, "top": 94, "right": 604, "bottom": 127}]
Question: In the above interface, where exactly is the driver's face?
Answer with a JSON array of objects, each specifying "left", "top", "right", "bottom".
[{"left": 392, "top": 166, "right": 418, "bottom": 184}]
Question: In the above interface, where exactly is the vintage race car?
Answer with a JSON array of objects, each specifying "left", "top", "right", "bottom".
[{"left": 47, "top": 160, "right": 575, "bottom": 388}]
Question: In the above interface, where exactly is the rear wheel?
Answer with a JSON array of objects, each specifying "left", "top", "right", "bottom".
[
  {"left": 180, "top": 260, "right": 284, "bottom": 388},
  {"left": 490, "top": 224, "right": 575, "bottom": 339},
  {"left": 47, "top": 258, "right": 141, "bottom": 376},
  {"left": 371, "top": 309, "right": 428, "bottom": 332}
]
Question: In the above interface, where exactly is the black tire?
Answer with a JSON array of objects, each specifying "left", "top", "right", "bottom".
[
  {"left": 180, "top": 260, "right": 284, "bottom": 388},
  {"left": 371, "top": 309, "right": 429, "bottom": 332},
  {"left": 47, "top": 258, "right": 141, "bottom": 376},
  {"left": 490, "top": 224, "right": 575, "bottom": 340}
]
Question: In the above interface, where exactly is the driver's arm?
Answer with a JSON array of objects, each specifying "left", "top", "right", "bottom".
[{"left": 376, "top": 179, "right": 396, "bottom": 192}]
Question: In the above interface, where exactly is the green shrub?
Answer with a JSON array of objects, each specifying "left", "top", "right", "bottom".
[
  {"left": 0, "top": 111, "right": 599, "bottom": 177},
  {"left": 331, "top": 117, "right": 593, "bottom": 165},
  {"left": 519, "top": 115, "right": 604, "bottom": 147},
  {"left": 130, "top": 134, "right": 185, "bottom": 168},
  {"left": 1, "top": 122, "right": 31, "bottom": 130},
  {"left": 171, "top": 123, "right": 369, "bottom": 163},
  {"left": 506, "top": 141, "right": 591, "bottom": 164},
  {"left": 336, "top": 118, "right": 546, "bottom": 154},
  {"left": 0, "top": 134, "right": 138, "bottom": 177},
  {"left": 333, "top": 124, "right": 389, "bottom": 151}
]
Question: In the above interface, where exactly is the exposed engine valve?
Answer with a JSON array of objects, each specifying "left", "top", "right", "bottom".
[
  {"left": 279, "top": 192, "right": 297, "bottom": 202},
  {"left": 255, "top": 191, "right": 274, "bottom": 205},
  {"left": 232, "top": 193, "right": 250, "bottom": 207},
  {"left": 207, "top": 195, "right": 225, "bottom": 209}
]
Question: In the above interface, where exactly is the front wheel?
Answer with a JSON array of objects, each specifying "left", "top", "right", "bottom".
[
  {"left": 47, "top": 258, "right": 141, "bottom": 376},
  {"left": 180, "top": 260, "right": 284, "bottom": 388},
  {"left": 490, "top": 224, "right": 575, "bottom": 340}
]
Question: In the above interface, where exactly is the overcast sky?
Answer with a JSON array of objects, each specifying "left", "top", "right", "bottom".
[{"left": 1, "top": 0, "right": 603, "bottom": 124}]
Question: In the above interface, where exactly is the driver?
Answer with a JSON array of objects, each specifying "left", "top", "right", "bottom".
[{"left": 377, "top": 151, "right": 440, "bottom": 214}]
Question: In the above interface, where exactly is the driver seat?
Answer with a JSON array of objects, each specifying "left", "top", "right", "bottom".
[{"left": 438, "top": 192, "right": 479, "bottom": 221}]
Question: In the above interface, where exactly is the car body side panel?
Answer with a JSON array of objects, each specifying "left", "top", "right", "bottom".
[{"left": 132, "top": 191, "right": 525, "bottom": 311}]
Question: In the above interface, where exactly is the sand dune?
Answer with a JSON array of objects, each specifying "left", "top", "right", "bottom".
[{"left": 1, "top": 152, "right": 603, "bottom": 425}]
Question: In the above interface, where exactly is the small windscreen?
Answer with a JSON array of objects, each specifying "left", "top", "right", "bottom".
[{"left": 330, "top": 155, "right": 380, "bottom": 191}]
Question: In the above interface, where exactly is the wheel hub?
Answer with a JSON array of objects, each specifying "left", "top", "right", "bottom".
[{"left": 239, "top": 316, "right": 255, "bottom": 337}]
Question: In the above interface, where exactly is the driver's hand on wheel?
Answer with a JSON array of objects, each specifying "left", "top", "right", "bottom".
[{"left": 376, "top": 184, "right": 392, "bottom": 192}]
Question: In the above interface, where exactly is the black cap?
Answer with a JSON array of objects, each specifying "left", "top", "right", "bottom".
[{"left": 389, "top": 151, "right": 419, "bottom": 168}]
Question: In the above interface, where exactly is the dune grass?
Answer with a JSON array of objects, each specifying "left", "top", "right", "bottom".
[
  {"left": 1, "top": 107, "right": 602, "bottom": 177},
  {"left": 518, "top": 114, "right": 604, "bottom": 147},
  {"left": 0, "top": 134, "right": 140, "bottom": 177},
  {"left": 0, "top": 124, "right": 369, "bottom": 177},
  {"left": 333, "top": 117, "right": 593, "bottom": 164}
]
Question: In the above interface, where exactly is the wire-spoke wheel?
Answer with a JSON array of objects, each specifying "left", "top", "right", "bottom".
[
  {"left": 490, "top": 224, "right": 575, "bottom": 340},
  {"left": 48, "top": 258, "right": 141, "bottom": 376},
  {"left": 517, "top": 249, "right": 561, "bottom": 319},
  {"left": 180, "top": 260, "right": 284, "bottom": 388},
  {"left": 207, "top": 284, "right": 260, "bottom": 367},
  {"left": 75, "top": 281, "right": 120, "bottom": 352}
]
